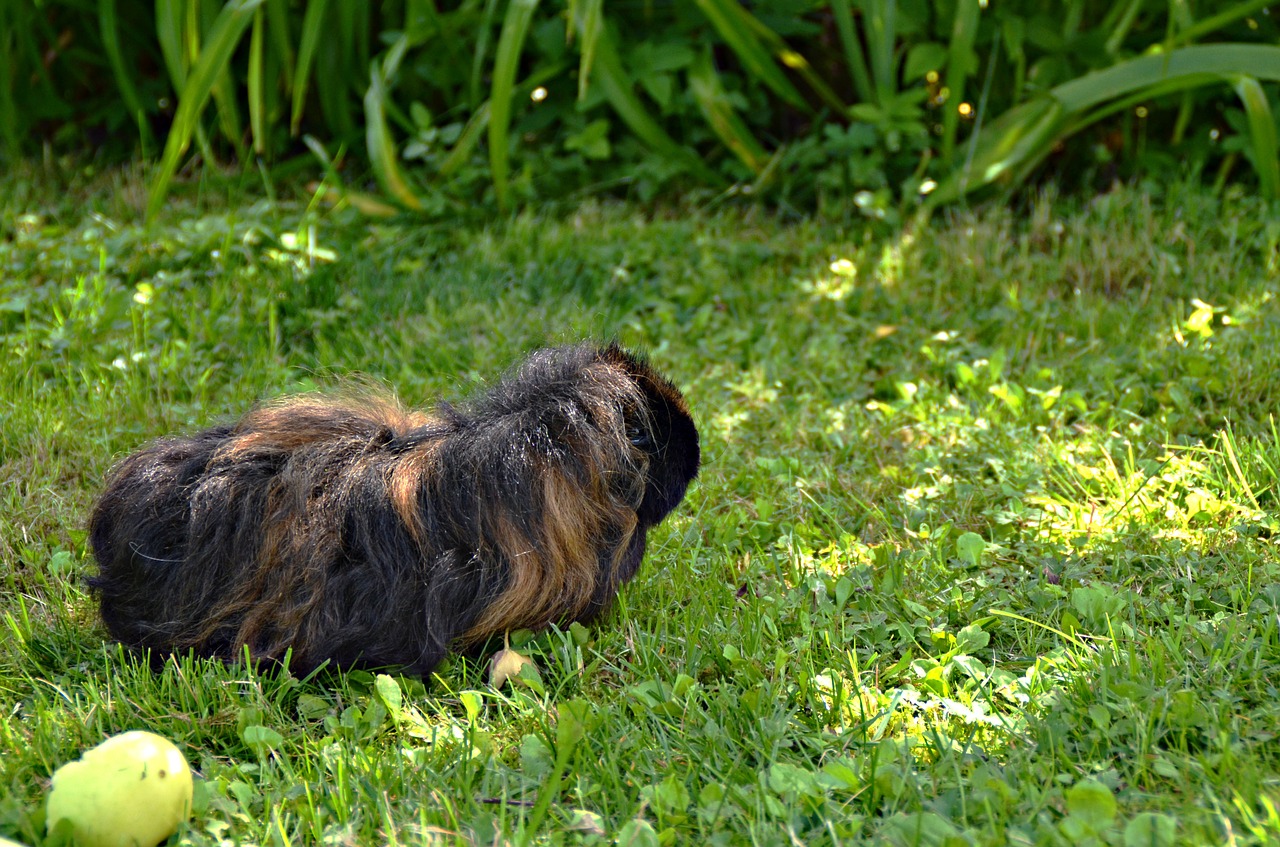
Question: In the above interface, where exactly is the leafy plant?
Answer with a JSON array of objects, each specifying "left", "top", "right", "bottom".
[{"left": 5, "top": 2, "right": 1280, "bottom": 214}]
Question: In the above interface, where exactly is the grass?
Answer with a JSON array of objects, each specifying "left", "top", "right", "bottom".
[{"left": 1, "top": 164, "right": 1279, "bottom": 846}]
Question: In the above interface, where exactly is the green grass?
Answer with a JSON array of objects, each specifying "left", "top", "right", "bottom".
[{"left": 2, "top": 166, "right": 1279, "bottom": 846}]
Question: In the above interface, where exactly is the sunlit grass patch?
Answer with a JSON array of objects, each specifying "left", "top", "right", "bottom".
[{"left": 2, "top": 172, "right": 1279, "bottom": 844}]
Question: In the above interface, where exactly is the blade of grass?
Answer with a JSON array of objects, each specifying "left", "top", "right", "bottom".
[
  {"left": 99, "top": 0, "right": 156, "bottom": 156},
  {"left": 265, "top": 0, "right": 294, "bottom": 92},
  {"left": 1102, "top": 0, "right": 1143, "bottom": 57},
  {"left": 315, "top": 2, "right": 357, "bottom": 138},
  {"left": 688, "top": 47, "right": 769, "bottom": 175},
  {"left": 831, "top": 0, "right": 874, "bottom": 105},
  {"left": 489, "top": 0, "right": 540, "bottom": 211},
  {"left": 364, "top": 46, "right": 424, "bottom": 211},
  {"left": 572, "top": 0, "right": 602, "bottom": 102},
  {"left": 291, "top": 0, "right": 329, "bottom": 136},
  {"left": 441, "top": 62, "right": 560, "bottom": 179},
  {"left": 692, "top": 0, "right": 811, "bottom": 112},
  {"left": 1052, "top": 44, "right": 1280, "bottom": 113},
  {"left": 939, "top": 0, "right": 980, "bottom": 162},
  {"left": 1171, "top": 0, "right": 1272, "bottom": 48},
  {"left": 0, "top": 7, "right": 18, "bottom": 157},
  {"left": 469, "top": 0, "right": 501, "bottom": 109},
  {"left": 248, "top": 6, "right": 265, "bottom": 155},
  {"left": 147, "top": 0, "right": 264, "bottom": 221},
  {"left": 439, "top": 102, "right": 489, "bottom": 178},
  {"left": 155, "top": 0, "right": 187, "bottom": 90},
  {"left": 1232, "top": 75, "right": 1280, "bottom": 200},
  {"left": 862, "top": 0, "right": 898, "bottom": 105}
]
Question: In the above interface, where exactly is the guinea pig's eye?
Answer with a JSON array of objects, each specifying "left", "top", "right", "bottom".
[{"left": 626, "top": 425, "right": 652, "bottom": 448}]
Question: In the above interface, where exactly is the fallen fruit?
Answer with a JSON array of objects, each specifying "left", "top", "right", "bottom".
[{"left": 46, "top": 730, "right": 193, "bottom": 847}]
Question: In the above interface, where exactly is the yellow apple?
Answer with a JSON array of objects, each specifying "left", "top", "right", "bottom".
[{"left": 45, "top": 730, "right": 193, "bottom": 847}]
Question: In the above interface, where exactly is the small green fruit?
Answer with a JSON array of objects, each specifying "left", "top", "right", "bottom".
[{"left": 46, "top": 730, "right": 193, "bottom": 847}]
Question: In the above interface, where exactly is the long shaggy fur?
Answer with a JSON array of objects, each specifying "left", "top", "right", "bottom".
[{"left": 88, "top": 343, "right": 700, "bottom": 676}]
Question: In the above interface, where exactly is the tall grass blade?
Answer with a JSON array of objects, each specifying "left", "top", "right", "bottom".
[
  {"left": 265, "top": 0, "right": 294, "bottom": 91},
  {"left": 99, "top": 0, "right": 156, "bottom": 156},
  {"left": 688, "top": 47, "right": 769, "bottom": 174},
  {"left": 442, "top": 62, "right": 560, "bottom": 179},
  {"left": 572, "top": 14, "right": 723, "bottom": 185},
  {"left": 470, "top": 0, "right": 501, "bottom": 109},
  {"left": 1171, "top": 0, "right": 1272, "bottom": 47},
  {"left": 155, "top": 0, "right": 187, "bottom": 89},
  {"left": 147, "top": 0, "right": 264, "bottom": 222},
  {"left": 693, "top": 0, "right": 810, "bottom": 112},
  {"left": 291, "top": 0, "right": 329, "bottom": 136},
  {"left": 573, "top": 0, "right": 603, "bottom": 102},
  {"left": 313, "top": 2, "right": 358, "bottom": 138},
  {"left": 1052, "top": 45, "right": 1280, "bottom": 113},
  {"left": 365, "top": 51, "right": 424, "bottom": 211},
  {"left": 0, "top": 6, "right": 17, "bottom": 158},
  {"left": 940, "top": 0, "right": 980, "bottom": 162},
  {"left": 862, "top": 0, "right": 898, "bottom": 104},
  {"left": 489, "top": 0, "right": 540, "bottom": 211},
  {"left": 248, "top": 6, "right": 265, "bottom": 155},
  {"left": 440, "top": 102, "right": 490, "bottom": 178},
  {"left": 831, "top": 0, "right": 874, "bottom": 104},
  {"left": 1232, "top": 75, "right": 1280, "bottom": 200},
  {"left": 933, "top": 43, "right": 1280, "bottom": 204},
  {"left": 1103, "top": 0, "right": 1143, "bottom": 56}
]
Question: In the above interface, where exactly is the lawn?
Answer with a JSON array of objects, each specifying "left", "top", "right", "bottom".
[{"left": 1, "top": 169, "right": 1279, "bottom": 846}]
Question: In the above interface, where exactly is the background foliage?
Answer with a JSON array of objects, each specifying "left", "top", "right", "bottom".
[{"left": 4, "top": 0, "right": 1280, "bottom": 217}]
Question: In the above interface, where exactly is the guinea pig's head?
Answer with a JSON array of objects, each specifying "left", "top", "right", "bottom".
[{"left": 602, "top": 345, "right": 701, "bottom": 528}]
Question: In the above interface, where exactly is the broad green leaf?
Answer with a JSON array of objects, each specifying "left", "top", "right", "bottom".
[
  {"left": 956, "top": 531, "right": 986, "bottom": 566},
  {"left": 1123, "top": 813, "right": 1177, "bottom": 847},
  {"left": 905, "top": 43, "right": 947, "bottom": 82},
  {"left": 241, "top": 724, "right": 284, "bottom": 752},
  {"left": 374, "top": 673, "right": 403, "bottom": 718},
  {"left": 615, "top": 819, "right": 660, "bottom": 847},
  {"left": 147, "top": 0, "right": 264, "bottom": 222},
  {"left": 1066, "top": 779, "right": 1117, "bottom": 831}
]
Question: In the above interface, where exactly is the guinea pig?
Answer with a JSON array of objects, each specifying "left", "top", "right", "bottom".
[{"left": 88, "top": 343, "right": 700, "bottom": 676}]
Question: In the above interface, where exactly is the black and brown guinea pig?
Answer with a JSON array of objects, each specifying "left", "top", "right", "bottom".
[{"left": 87, "top": 343, "right": 700, "bottom": 676}]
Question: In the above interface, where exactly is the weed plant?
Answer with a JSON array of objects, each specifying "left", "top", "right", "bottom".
[{"left": 1, "top": 170, "right": 1279, "bottom": 844}]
